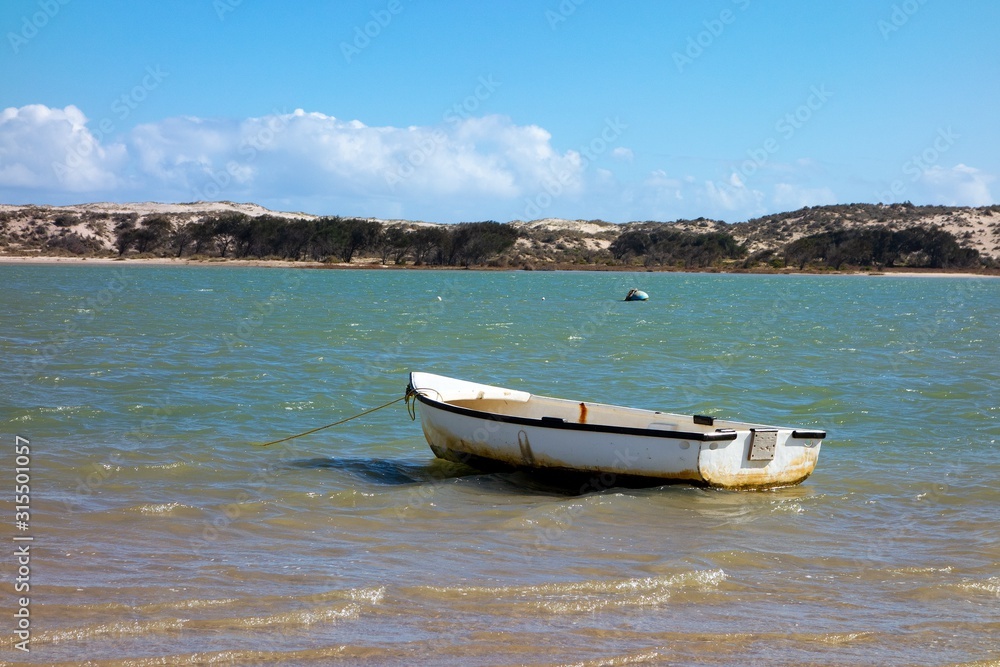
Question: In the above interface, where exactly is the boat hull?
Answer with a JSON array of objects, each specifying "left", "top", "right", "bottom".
[{"left": 408, "top": 372, "right": 824, "bottom": 490}]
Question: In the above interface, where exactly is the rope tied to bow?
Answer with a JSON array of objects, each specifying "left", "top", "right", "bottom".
[{"left": 258, "top": 384, "right": 418, "bottom": 448}]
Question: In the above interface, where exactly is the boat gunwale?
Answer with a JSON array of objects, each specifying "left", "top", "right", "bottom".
[{"left": 413, "top": 391, "right": 740, "bottom": 443}]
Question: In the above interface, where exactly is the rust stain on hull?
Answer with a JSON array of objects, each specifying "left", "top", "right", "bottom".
[
  {"left": 517, "top": 430, "right": 536, "bottom": 466},
  {"left": 578, "top": 402, "right": 588, "bottom": 424}
]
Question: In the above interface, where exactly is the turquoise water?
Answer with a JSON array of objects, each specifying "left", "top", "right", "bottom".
[{"left": 1, "top": 265, "right": 998, "bottom": 665}]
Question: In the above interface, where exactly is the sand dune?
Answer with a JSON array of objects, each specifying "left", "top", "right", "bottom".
[{"left": 2, "top": 200, "right": 997, "bottom": 263}]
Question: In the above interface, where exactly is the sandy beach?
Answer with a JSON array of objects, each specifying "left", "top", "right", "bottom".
[
  {"left": 0, "top": 254, "right": 322, "bottom": 268},
  {"left": 1, "top": 253, "right": 996, "bottom": 277}
]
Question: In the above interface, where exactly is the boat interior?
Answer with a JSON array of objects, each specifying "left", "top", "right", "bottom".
[{"left": 444, "top": 394, "right": 769, "bottom": 434}]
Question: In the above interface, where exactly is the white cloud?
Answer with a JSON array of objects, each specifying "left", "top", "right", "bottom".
[
  {"left": 2, "top": 104, "right": 993, "bottom": 222},
  {"left": 0, "top": 104, "right": 588, "bottom": 219},
  {"left": 617, "top": 169, "right": 773, "bottom": 222},
  {"left": 702, "top": 177, "right": 765, "bottom": 216},
  {"left": 0, "top": 104, "right": 126, "bottom": 192},
  {"left": 611, "top": 147, "right": 634, "bottom": 162},
  {"left": 771, "top": 183, "right": 837, "bottom": 211},
  {"left": 917, "top": 164, "right": 994, "bottom": 206}
]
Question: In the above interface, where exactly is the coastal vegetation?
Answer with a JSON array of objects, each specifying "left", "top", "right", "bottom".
[
  {"left": 610, "top": 227, "right": 747, "bottom": 268},
  {"left": 781, "top": 227, "right": 981, "bottom": 270},
  {"left": 1, "top": 201, "right": 997, "bottom": 272}
]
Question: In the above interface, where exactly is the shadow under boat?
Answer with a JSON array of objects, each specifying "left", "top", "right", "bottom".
[
  {"left": 288, "top": 455, "right": 695, "bottom": 497},
  {"left": 288, "top": 456, "right": 472, "bottom": 486}
]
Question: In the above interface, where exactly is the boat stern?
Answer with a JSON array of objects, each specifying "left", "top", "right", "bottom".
[{"left": 697, "top": 429, "right": 825, "bottom": 489}]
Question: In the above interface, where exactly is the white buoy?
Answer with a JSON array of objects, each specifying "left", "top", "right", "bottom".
[{"left": 437, "top": 296, "right": 442, "bottom": 301}]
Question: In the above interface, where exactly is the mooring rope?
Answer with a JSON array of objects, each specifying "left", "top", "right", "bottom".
[{"left": 259, "top": 389, "right": 413, "bottom": 448}]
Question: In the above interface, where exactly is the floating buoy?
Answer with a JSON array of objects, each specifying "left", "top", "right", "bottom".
[
  {"left": 437, "top": 296, "right": 442, "bottom": 301},
  {"left": 624, "top": 289, "right": 649, "bottom": 301}
]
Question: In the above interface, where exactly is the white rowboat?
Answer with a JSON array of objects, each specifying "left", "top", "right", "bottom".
[{"left": 406, "top": 372, "right": 826, "bottom": 490}]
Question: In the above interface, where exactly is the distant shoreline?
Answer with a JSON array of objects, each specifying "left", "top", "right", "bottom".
[
  {"left": 4, "top": 201, "right": 997, "bottom": 274},
  {"left": 2, "top": 254, "right": 997, "bottom": 278}
]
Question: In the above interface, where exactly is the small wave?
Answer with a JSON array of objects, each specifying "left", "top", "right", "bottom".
[
  {"left": 814, "top": 631, "right": 878, "bottom": 645},
  {"left": 31, "top": 644, "right": 387, "bottom": 666},
  {"left": 308, "top": 586, "right": 386, "bottom": 606},
  {"left": 33, "top": 603, "right": 365, "bottom": 645},
  {"left": 238, "top": 603, "right": 363, "bottom": 628},
  {"left": 125, "top": 502, "right": 187, "bottom": 515},
  {"left": 955, "top": 576, "right": 1000, "bottom": 597},
  {"left": 35, "top": 618, "right": 188, "bottom": 644},
  {"left": 139, "top": 461, "right": 190, "bottom": 471},
  {"left": 886, "top": 566, "right": 954, "bottom": 575},
  {"left": 48, "top": 588, "right": 379, "bottom": 618},
  {"left": 28, "top": 586, "right": 386, "bottom": 646},
  {"left": 37, "top": 405, "right": 87, "bottom": 413},
  {"left": 553, "top": 650, "right": 666, "bottom": 666},
  {"left": 412, "top": 570, "right": 726, "bottom": 614},
  {"left": 769, "top": 500, "right": 805, "bottom": 514}
]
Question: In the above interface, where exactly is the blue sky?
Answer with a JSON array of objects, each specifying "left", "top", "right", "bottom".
[{"left": 1, "top": 0, "right": 997, "bottom": 223}]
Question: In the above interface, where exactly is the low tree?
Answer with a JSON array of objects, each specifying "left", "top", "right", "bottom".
[
  {"left": 450, "top": 221, "right": 519, "bottom": 266},
  {"left": 189, "top": 220, "right": 217, "bottom": 255},
  {"left": 610, "top": 228, "right": 745, "bottom": 267},
  {"left": 114, "top": 218, "right": 138, "bottom": 256},
  {"left": 171, "top": 222, "right": 195, "bottom": 257},
  {"left": 237, "top": 215, "right": 286, "bottom": 258},
  {"left": 207, "top": 212, "right": 249, "bottom": 258},
  {"left": 337, "top": 218, "right": 383, "bottom": 263},
  {"left": 410, "top": 227, "right": 449, "bottom": 265},
  {"left": 610, "top": 231, "right": 653, "bottom": 260},
  {"left": 132, "top": 215, "right": 173, "bottom": 254},
  {"left": 782, "top": 226, "right": 980, "bottom": 269},
  {"left": 375, "top": 226, "right": 411, "bottom": 264},
  {"left": 52, "top": 213, "right": 80, "bottom": 228},
  {"left": 280, "top": 218, "right": 315, "bottom": 260}
]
